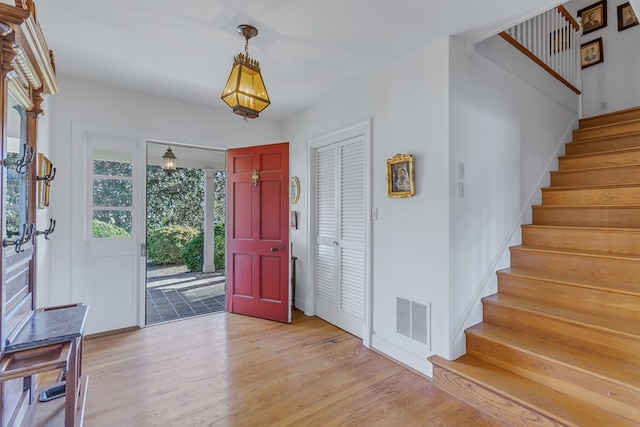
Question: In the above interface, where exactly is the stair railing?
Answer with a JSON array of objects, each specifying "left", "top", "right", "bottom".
[{"left": 500, "top": 6, "right": 581, "bottom": 95}]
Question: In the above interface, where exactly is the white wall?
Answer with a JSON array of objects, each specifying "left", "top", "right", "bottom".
[
  {"left": 47, "top": 77, "right": 282, "bottom": 307},
  {"left": 285, "top": 38, "right": 451, "bottom": 376},
  {"left": 566, "top": 0, "right": 640, "bottom": 116},
  {"left": 448, "top": 36, "right": 579, "bottom": 358}
]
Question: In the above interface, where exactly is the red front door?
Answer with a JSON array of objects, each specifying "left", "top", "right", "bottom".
[{"left": 226, "top": 142, "right": 290, "bottom": 322}]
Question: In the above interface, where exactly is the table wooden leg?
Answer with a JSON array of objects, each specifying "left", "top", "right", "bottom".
[{"left": 65, "top": 338, "right": 79, "bottom": 427}]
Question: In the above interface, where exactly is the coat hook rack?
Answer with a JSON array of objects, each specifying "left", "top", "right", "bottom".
[
  {"left": 36, "top": 218, "right": 56, "bottom": 240},
  {"left": 36, "top": 165, "right": 56, "bottom": 186},
  {"left": 15, "top": 144, "right": 35, "bottom": 175},
  {"left": 2, "top": 223, "right": 34, "bottom": 253}
]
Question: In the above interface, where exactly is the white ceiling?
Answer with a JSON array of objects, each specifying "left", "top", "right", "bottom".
[{"left": 36, "top": 0, "right": 562, "bottom": 121}]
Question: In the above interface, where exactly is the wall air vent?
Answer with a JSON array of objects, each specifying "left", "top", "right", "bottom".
[{"left": 396, "top": 297, "right": 431, "bottom": 350}]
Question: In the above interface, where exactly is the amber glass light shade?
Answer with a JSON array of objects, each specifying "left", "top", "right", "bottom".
[
  {"left": 221, "top": 53, "right": 270, "bottom": 119},
  {"left": 162, "top": 147, "right": 176, "bottom": 174}
]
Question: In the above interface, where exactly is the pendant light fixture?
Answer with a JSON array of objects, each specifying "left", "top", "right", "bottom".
[
  {"left": 162, "top": 146, "right": 177, "bottom": 174},
  {"left": 221, "top": 24, "right": 270, "bottom": 121}
]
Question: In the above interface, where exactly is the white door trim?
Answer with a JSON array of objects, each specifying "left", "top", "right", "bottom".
[{"left": 306, "top": 118, "right": 372, "bottom": 347}]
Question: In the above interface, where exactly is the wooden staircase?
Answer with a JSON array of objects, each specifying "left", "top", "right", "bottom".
[{"left": 429, "top": 106, "right": 640, "bottom": 426}]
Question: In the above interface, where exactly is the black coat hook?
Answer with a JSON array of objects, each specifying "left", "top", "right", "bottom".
[
  {"left": 15, "top": 144, "right": 35, "bottom": 175},
  {"left": 2, "top": 223, "right": 34, "bottom": 253},
  {"left": 37, "top": 166, "right": 56, "bottom": 186},
  {"left": 36, "top": 218, "right": 56, "bottom": 240}
]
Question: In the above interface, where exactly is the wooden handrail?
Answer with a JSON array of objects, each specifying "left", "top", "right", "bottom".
[
  {"left": 499, "top": 32, "right": 581, "bottom": 95},
  {"left": 557, "top": 5, "right": 580, "bottom": 32}
]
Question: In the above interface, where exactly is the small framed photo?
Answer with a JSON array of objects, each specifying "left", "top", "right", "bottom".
[
  {"left": 581, "top": 37, "right": 604, "bottom": 68},
  {"left": 386, "top": 153, "right": 415, "bottom": 198},
  {"left": 618, "top": 2, "right": 638, "bottom": 31},
  {"left": 578, "top": 0, "right": 607, "bottom": 35},
  {"left": 290, "top": 211, "right": 298, "bottom": 229}
]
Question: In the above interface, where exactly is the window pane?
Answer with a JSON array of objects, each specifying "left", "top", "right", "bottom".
[
  {"left": 93, "top": 159, "right": 133, "bottom": 176},
  {"left": 93, "top": 149, "right": 132, "bottom": 176},
  {"left": 93, "top": 210, "right": 132, "bottom": 238},
  {"left": 93, "top": 179, "right": 132, "bottom": 207}
]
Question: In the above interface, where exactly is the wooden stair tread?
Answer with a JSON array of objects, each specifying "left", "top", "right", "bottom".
[
  {"left": 542, "top": 182, "right": 640, "bottom": 192},
  {"left": 533, "top": 204, "right": 640, "bottom": 209},
  {"left": 512, "top": 244, "right": 640, "bottom": 262},
  {"left": 551, "top": 163, "right": 640, "bottom": 175},
  {"left": 577, "top": 116, "right": 640, "bottom": 131},
  {"left": 466, "top": 323, "right": 640, "bottom": 388},
  {"left": 429, "top": 355, "right": 637, "bottom": 427},
  {"left": 559, "top": 145, "right": 640, "bottom": 162},
  {"left": 483, "top": 293, "right": 640, "bottom": 341},
  {"left": 579, "top": 106, "right": 640, "bottom": 128},
  {"left": 521, "top": 224, "right": 640, "bottom": 233},
  {"left": 565, "top": 134, "right": 640, "bottom": 155},
  {"left": 499, "top": 267, "right": 640, "bottom": 297},
  {"left": 550, "top": 165, "right": 640, "bottom": 187},
  {"left": 572, "top": 118, "right": 640, "bottom": 142}
]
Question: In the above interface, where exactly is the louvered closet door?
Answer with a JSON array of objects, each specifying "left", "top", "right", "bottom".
[{"left": 314, "top": 136, "right": 365, "bottom": 338}]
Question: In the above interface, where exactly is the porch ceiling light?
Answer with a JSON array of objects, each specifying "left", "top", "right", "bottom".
[
  {"left": 162, "top": 147, "right": 177, "bottom": 175},
  {"left": 221, "top": 24, "right": 270, "bottom": 121}
]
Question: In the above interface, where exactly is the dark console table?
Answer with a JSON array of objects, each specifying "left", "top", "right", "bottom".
[{"left": 1, "top": 304, "right": 89, "bottom": 426}]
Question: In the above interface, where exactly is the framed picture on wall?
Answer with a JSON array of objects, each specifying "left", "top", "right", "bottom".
[
  {"left": 618, "top": 2, "right": 638, "bottom": 31},
  {"left": 580, "top": 37, "right": 604, "bottom": 68},
  {"left": 37, "top": 153, "right": 52, "bottom": 208},
  {"left": 578, "top": 0, "right": 607, "bottom": 35},
  {"left": 386, "top": 153, "right": 415, "bottom": 198}
]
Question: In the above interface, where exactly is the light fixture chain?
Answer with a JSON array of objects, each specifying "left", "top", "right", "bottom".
[{"left": 245, "top": 37, "right": 249, "bottom": 57}]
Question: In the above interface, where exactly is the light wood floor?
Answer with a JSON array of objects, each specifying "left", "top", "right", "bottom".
[{"left": 32, "top": 311, "right": 504, "bottom": 426}]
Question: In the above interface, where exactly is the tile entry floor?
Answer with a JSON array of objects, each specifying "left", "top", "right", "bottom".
[{"left": 146, "top": 265, "right": 226, "bottom": 325}]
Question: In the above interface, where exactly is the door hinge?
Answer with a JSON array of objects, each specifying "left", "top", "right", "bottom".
[{"left": 141, "top": 243, "right": 147, "bottom": 257}]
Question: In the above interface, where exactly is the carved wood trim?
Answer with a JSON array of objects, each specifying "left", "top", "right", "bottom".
[
  {"left": 0, "top": 2, "right": 57, "bottom": 95},
  {"left": 7, "top": 72, "right": 33, "bottom": 110},
  {"left": 0, "top": 4, "right": 29, "bottom": 26},
  {"left": 1, "top": 35, "right": 16, "bottom": 78}
]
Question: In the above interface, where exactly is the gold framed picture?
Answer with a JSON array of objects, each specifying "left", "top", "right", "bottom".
[
  {"left": 578, "top": 0, "right": 607, "bottom": 35},
  {"left": 581, "top": 37, "right": 603, "bottom": 69},
  {"left": 618, "top": 2, "right": 638, "bottom": 31},
  {"left": 37, "top": 153, "right": 52, "bottom": 208},
  {"left": 386, "top": 153, "right": 415, "bottom": 198}
]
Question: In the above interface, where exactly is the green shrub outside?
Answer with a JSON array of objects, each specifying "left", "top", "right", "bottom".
[
  {"left": 93, "top": 219, "right": 130, "bottom": 238},
  {"left": 147, "top": 225, "right": 199, "bottom": 265},
  {"left": 182, "top": 232, "right": 204, "bottom": 272},
  {"left": 214, "top": 233, "right": 225, "bottom": 271},
  {"left": 180, "top": 223, "right": 226, "bottom": 272}
]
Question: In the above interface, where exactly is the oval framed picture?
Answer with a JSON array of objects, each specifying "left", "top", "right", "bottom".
[{"left": 290, "top": 176, "right": 300, "bottom": 204}]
